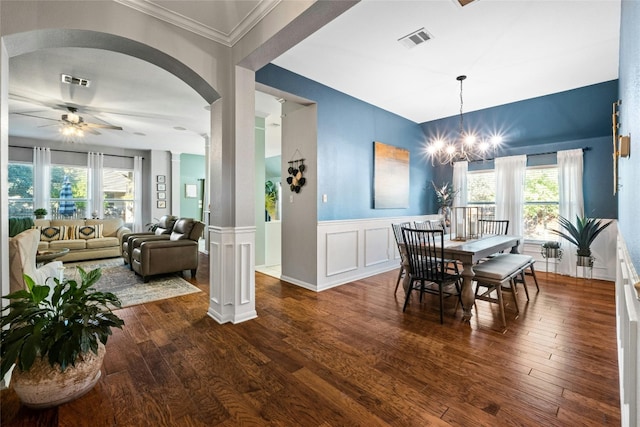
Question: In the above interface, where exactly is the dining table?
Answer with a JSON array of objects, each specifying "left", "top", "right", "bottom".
[{"left": 401, "top": 234, "right": 522, "bottom": 321}]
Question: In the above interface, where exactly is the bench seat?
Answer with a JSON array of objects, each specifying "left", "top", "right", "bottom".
[{"left": 473, "top": 254, "right": 534, "bottom": 327}]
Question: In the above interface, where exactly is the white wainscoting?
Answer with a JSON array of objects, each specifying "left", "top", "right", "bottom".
[
  {"left": 616, "top": 234, "right": 640, "bottom": 427},
  {"left": 316, "top": 215, "right": 440, "bottom": 291}
]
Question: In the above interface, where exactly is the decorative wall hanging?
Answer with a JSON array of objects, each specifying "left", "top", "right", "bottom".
[
  {"left": 374, "top": 141, "right": 409, "bottom": 208},
  {"left": 286, "top": 149, "right": 306, "bottom": 193}
]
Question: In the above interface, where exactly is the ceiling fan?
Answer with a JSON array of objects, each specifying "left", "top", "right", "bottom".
[
  {"left": 13, "top": 104, "right": 124, "bottom": 137},
  {"left": 58, "top": 106, "right": 123, "bottom": 136}
]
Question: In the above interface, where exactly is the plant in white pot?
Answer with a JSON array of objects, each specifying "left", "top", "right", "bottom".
[
  {"left": 1, "top": 267, "right": 124, "bottom": 408},
  {"left": 550, "top": 215, "right": 612, "bottom": 267}
]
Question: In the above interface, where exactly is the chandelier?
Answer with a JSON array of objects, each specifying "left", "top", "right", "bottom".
[{"left": 425, "top": 75, "right": 502, "bottom": 165}]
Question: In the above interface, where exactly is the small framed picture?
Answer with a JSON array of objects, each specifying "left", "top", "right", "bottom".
[
  {"left": 157, "top": 183, "right": 166, "bottom": 191},
  {"left": 157, "top": 192, "right": 166, "bottom": 200},
  {"left": 157, "top": 200, "right": 166, "bottom": 209},
  {"left": 185, "top": 184, "right": 197, "bottom": 198},
  {"left": 157, "top": 175, "right": 165, "bottom": 183}
]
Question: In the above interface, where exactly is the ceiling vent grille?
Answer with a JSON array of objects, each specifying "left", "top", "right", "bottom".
[
  {"left": 452, "top": 0, "right": 479, "bottom": 7},
  {"left": 398, "top": 28, "right": 433, "bottom": 49},
  {"left": 61, "top": 74, "right": 91, "bottom": 87}
]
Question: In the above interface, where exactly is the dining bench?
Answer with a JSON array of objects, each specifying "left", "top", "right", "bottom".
[{"left": 472, "top": 254, "right": 536, "bottom": 327}]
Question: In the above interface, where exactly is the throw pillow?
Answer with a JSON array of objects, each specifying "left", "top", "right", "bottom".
[
  {"left": 72, "top": 224, "right": 104, "bottom": 240},
  {"left": 34, "top": 225, "right": 68, "bottom": 242}
]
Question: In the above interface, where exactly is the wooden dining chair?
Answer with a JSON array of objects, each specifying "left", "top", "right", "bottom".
[
  {"left": 478, "top": 219, "right": 509, "bottom": 236},
  {"left": 391, "top": 222, "right": 411, "bottom": 294},
  {"left": 401, "top": 227, "right": 462, "bottom": 324}
]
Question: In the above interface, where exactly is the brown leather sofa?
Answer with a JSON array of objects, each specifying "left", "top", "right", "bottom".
[
  {"left": 121, "top": 215, "right": 177, "bottom": 268},
  {"left": 131, "top": 218, "right": 205, "bottom": 282}
]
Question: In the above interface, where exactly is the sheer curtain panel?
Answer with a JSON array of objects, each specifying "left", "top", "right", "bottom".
[
  {"left": 557, "top": 149, "right": 584, "bottom": 275},
  {"left": 133, "top": 156, "right": 143, "bottom": 232},
  {"left": 33, "top": 147, "right": 51, "bottom": 214},
  {"left": 495, "top": 155, "right": 526, "bottom": 252},
  {"left": 87, "top": 152, "right": 104, "bottom": 218}
]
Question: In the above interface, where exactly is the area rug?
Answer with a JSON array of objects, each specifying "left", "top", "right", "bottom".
[{"left": 63, "top": 258, "right": 201, "bottom": 308}]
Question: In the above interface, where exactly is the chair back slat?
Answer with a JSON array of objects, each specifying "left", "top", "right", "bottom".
[
  {"left": 401, "top": 228, "right": 445, "bottom": 283},
  {"left": 392, "top": 222, "right": 411, "bottom": 246},
  {"left": 478, "top": 219, "right": 509, "bottom": 236}
]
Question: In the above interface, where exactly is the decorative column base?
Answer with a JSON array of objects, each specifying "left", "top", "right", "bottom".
[{"left": 207, "top": 226, "right": 257, "bottom": 324}]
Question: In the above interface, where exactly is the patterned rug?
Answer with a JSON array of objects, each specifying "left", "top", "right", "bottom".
[{"left": 62, "top": 258, "right": 201, "bottom": 308}]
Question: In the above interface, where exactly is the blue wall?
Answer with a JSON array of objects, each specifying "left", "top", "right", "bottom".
[
  {"left": 422, "top": 81, "right": 619, "bottom": 219},
  {"left": 256, "top": 64, "right": 435, "bottom": 221},
  {"left": 618, "top": 0, "right": 640, "bottom": 271}
]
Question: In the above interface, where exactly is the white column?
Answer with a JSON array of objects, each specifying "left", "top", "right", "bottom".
[
  {"left": 171, "top": 151, "right": 181, "bottom": 216},
  {"left": 208, "top": 226, "right": 256, "bottom": 323},
  {"left": 202, "top": 134, "right": 211, "bottom": 254},
  {"left": 207, "top": 66, "right": 256, "bottom": 324}
]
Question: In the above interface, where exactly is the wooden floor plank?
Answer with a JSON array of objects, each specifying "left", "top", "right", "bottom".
[{"left": 1, "top": 257, "right": 621, "bottom": 426}]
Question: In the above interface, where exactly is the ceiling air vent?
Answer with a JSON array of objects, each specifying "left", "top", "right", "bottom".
[
  {"left": 452, "top": 0, "right": 479, "bottom": 7},
  {"left": 61, "top": 74, "right": 91, "bottom": 87},
  {"left": 398, "top": 28, "right": 433, "bottom": 49}
]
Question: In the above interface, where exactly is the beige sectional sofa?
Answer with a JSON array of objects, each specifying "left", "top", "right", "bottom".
[{"left": 33, "top": 218, "right": 131, "bottom": 262}]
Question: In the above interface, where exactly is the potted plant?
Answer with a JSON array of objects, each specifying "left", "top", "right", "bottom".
[
  {"left": 33, "top": 208, "right": 47, "bottom": 219},
  {"left": 550, "top": 215, "right": 612, "bottom": 267},
  {"left": 432, "top": 181, "right": 458, "bottom": 229},
  {"left": 0, "top": 267, "right": 124, "bottom": 408},
  {"left": 541, "top": 241, "right": 562, "bottom": 259},
  {"left": 265, "top": 180, "right": 278, "bottom": 221}
]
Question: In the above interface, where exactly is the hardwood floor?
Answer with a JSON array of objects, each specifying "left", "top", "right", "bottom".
[{"left": 1, "top": 253, "right": 621, "bottom": 426}]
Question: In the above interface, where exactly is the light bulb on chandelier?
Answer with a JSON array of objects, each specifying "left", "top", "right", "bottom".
[{"left": 425, "top": 75, "right": 503, "bottom": 165}]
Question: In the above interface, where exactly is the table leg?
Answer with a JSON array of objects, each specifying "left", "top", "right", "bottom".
[{"left": 460, "top": 261, "right": 475, "bottom": 321}]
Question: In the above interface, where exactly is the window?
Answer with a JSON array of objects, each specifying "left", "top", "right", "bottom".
[
  {"left": 9, "top": 158, "right": 137, "bottom": 224},
  {"left": 467, "top": 170, "right": 496, "bottom": 219},
  {"left": 50, "top": 165, "right": 88, "bottom": 218},
  {"left": 467, "top": 164, "right": 559, "bottom": 241},
  {"left": 8, "top": 162, "right": 34, "bottom": 217},
  {"left": 103, "top": 168, "right": 135, "bottom": 223},
  {"left": 524, "top": 166, "right": 559, "bottom": 241}
]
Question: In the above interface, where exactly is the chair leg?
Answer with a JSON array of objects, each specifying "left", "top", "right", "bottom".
[
  {"left": 508, "top": 279, "right": 520, "bottom": 313},
  {"left": 496, "top": 286, "right": 506, "bottom": 328},
  {"left": 394, "top": 265, "right": 404, "bottom": 293},
  {"left": 402, "top": 277, "right": 413, "bottom": 312},
  {"left": 528, "top": 264, "right": 540, "bottom": 291},
  {"left": 518, "top": 272, "right": 530, "bottom": 301},
  {"left": 439, "top": 284, "right": 444, "bottom": 324}
]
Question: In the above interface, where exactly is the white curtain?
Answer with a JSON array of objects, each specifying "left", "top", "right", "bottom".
[
  {"left": 87, "top": 152, "right": 104, "bottom": 218},
  {"left": 557, "top": 149, "right": 584, "bottom": 275},
  {"left": 452, "top": 161, "right": 468, "bottom": 207},
  {"left": 33, "top": 147, "right": 51, "bottom": 215},
  {"left": 495, "top": 155, "right": 527, "bottom": 252},
  {"left": 133, "top": 156, "right": 143, "bottom": 232}
]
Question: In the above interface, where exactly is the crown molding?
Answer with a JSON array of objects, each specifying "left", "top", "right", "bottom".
[{"left": 114, "top": 0, "right": 281, "bottom": 47}]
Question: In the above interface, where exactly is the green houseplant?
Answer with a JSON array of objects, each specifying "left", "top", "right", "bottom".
[
  {"left": 33, "top": 208, "right": 47, "bottom": 219},
  {"left": 1, "top": 267, "right": 124, "bottom": 408},
  {"left": 550, "top": 215, "right": 612, "bottom": 266},
  {"left": 265, "top": 180, "right": 278, "bottom": 221}
]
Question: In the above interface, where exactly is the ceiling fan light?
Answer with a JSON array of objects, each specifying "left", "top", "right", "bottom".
[
  {"left": 464, "top": 134, "right": 476, "bottom": 146},
  {"left": 67, "top": 112, "right": 80, "bottom": 124}
]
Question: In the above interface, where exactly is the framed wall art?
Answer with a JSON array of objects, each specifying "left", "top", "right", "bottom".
[
  {"left": 185, "top": 183, "right": 197, "bottom": 198},
  {"left": 373, "top": 141, "right": 410, "bottom": 209},
  {"left": 157, "top": 192, "right": 166, "bottom": 200},
  {"left": 157, "top": 200, "right": 166, "bottom": 209},
  {"left": 157, "top": 183, "right": 166, "bottom": 191},
  {"left": 157, "top": 175, "right": 165, "bottom": 183}
]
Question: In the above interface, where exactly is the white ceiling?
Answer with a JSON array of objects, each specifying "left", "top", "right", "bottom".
[{"left": 8, "top": 0, "right": 621, "bottom": 155}]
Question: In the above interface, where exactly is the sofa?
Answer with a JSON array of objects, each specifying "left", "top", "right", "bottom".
[
  {"left": 33, "top": 218, "right": 132, "bottom": 262},
  {"left": 131, "top": 218, "right": 205, "bottom": 282},
  {"left": 121, "top": 215, "right": 178, "bottom": 268}
]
